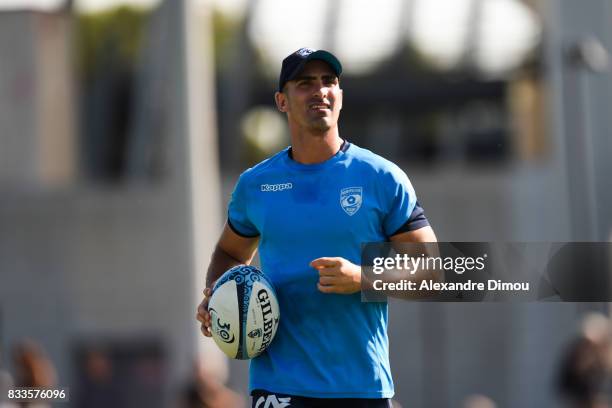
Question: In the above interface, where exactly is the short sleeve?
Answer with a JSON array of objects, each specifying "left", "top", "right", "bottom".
[
  {"left": 382, "top": 165, "right": 417, "bottom": 238},
  {"left": 391, "top": 201, "right": 431, "bottom": 236},
  {"left": 227, "top": 173, "right": 260, "bottom": 237}
]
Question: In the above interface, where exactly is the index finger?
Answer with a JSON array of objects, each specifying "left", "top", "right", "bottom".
[
  {"left": 310, "top": 257, "right": 341, "bottom": 269},
  {"left": 197, "top": 302, "right": 210, "bottom": 316}
]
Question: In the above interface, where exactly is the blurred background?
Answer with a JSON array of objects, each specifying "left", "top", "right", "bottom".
[{"left": 0, "top": 0, "right": 611, "bottom": 406}]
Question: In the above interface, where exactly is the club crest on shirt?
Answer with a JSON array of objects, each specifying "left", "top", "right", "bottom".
[{"left": 340, "top": 187, "right": 363, "bottom": 216}]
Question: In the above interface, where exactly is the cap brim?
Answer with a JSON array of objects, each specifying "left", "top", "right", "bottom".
[{"left": 305, "top": 50, "right": 342, "bottom": 77}]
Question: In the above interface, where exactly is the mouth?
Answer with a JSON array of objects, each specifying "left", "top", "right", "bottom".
[{"left": 308, "top": 102, "right": 331, "bottom": 112}]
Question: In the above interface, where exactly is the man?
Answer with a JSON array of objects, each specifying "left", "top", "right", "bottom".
[{"left": 197, "top": 47, "right": 437, "bottom": 408}]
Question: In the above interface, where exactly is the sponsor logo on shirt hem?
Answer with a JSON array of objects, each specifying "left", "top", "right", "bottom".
[{"left": 254, "top": 395, "right": 292, "bottom": 408}]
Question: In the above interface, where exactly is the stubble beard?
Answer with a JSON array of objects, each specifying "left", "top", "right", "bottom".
[
  {"left": 307, "top": 118, "right": 332, "bottom": 134},
  {"left": 287, "top": 96, "right": 337, "bottom": 134},
  {"left": 304, "top": 108, "right": 339, "bottom": 134}
]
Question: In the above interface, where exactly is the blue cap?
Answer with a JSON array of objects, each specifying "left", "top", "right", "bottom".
[{"left": 278, "top": 47, "right": 342, "bottom": 92}]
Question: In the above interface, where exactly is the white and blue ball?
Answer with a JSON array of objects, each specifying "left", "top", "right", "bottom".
[{"left": 208, "top": 265, "right": 280, "bottom": 359}]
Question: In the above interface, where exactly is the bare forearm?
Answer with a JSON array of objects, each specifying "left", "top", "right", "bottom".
[{"left": 205, "top": 245, "right": 247, "bottom": 288}]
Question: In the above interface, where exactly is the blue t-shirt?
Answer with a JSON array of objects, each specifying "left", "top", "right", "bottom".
[{"left": 227, "top": 142, "right": 418, "bottom": 398}]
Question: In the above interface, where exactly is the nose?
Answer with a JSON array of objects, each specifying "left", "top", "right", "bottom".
[{"left": 313, "top": 82, "right": 329, "bottom": 99}]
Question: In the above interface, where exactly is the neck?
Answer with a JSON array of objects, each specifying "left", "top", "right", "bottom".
[{"left": 289, "top": 126, "right": 343, "bottom": 165}]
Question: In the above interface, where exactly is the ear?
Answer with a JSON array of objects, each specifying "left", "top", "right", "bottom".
[
  {"left": 337, "top": 88, "right": 343, "bottom": 111},
  {"left": 275, "top": 91, "right": 288, "bottom": 113}
]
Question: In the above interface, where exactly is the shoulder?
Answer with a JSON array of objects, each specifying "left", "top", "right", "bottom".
[
  {"left": 346, "top": 143, "right": 409, "bottom": 181},
  {"left": 236, "top": 148, "right": 290, "bottom": 185}
]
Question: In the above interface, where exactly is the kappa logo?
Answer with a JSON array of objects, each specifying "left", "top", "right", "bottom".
[
  {"left": 254, "top": 395, "right": 292, "bottom": 408},
  {"left": 261, "top": 183, "right": 293, "bottom": 192},
  {"left": 340, "top": 187, "right": 363, "bottom": 216}
]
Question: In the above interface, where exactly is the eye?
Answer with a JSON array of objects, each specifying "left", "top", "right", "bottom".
[{"left": 324, "top": 77, "right": 338, "bottom": 86}]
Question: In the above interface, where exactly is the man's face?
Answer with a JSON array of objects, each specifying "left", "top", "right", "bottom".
[{"left": 275, "top": 60, "right": 343, "bottom": 134}]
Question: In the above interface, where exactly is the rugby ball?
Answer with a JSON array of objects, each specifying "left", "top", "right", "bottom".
[{"left": 208, "top": 265, "right": 280, "bottom": 359}]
